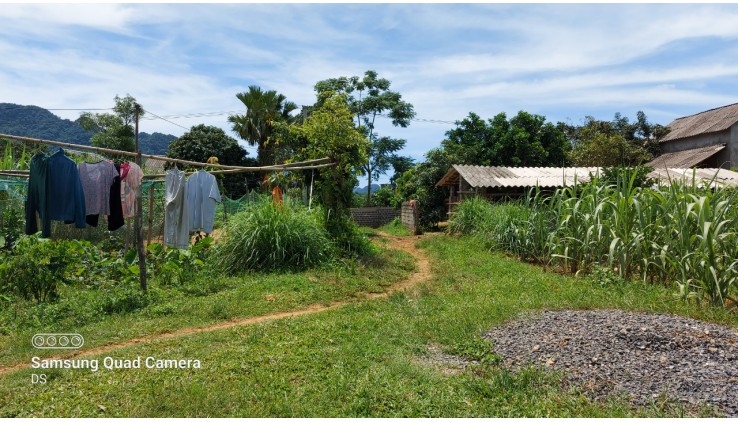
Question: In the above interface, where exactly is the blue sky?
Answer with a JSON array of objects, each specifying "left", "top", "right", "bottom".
[{"left": 2, "top": 3, "right": 738, "bottom": 183}]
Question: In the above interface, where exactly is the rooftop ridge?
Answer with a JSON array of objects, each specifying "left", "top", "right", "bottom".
[{"left": 672, "top": 102, "right": 738, "bottom": 121}]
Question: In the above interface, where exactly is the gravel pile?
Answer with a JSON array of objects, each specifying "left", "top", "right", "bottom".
[{"left": 484, "top": 310, "right": 738, "bottom": 416}]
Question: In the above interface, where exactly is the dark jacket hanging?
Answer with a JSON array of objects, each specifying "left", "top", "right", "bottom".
[
  {"left": 24, "top": 152, "right": 51, "bottom": 237},
  {"left": 47, "top": 149, "right": 86, "bottom": 228}
]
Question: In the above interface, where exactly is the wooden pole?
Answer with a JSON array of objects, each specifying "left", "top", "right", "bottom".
[
  {"left": 147, "top": 183, "right": 154, "bottom": 245},
  {"left": 134, "top": 104, "right": 147, "bottom": 291},
  {"left": 0, "top": 134, "right": 331, "bottom": 171}
]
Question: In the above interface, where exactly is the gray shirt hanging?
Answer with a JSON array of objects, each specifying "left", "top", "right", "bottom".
[
  {"left": 164, "top": 168, "right": 190, "bottom": 249},
  {"left": 186, "top": 169, "right": 222, "bottom": 234},
  {"left": 79, "top": 161, "right": 118, "bottom": 216}
]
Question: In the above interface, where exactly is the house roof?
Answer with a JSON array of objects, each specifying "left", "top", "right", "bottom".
[
  {"left": 648, "top": 167, "right": 738, "bottom": 188},
  {"left": 435, "top": 165, "right": 600, "bottom": 188},
  {"left": 436, "top": 165, "right": 738, "bottom": 189},
  {"left": 661, "top": 102, "right": 738, "bottom": 143},
  {"left": 646, "top": 144, "right": 726, "bottom": 168}
]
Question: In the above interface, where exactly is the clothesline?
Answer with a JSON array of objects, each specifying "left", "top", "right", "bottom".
[{"left": 0, "top": 133, "right": 334, "bottom": 171}]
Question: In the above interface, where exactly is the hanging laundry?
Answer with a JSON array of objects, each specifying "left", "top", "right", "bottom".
[
  {"left": 186, "top": 169, "right": 221, "bottom": 234},
  {"left": 121, "top": 162, "right": 143, "bottom": 218},
  {"left": 120, "top": 162, "right": 131, "bottom": 180},
  {"left": 24, "top": 152, "right": 50, "bottom": 237},
  {"left": 164, "top": 167, "right": 189, "bottom": 249},
  {"left": 79, "top": 160, "right": 118, "bottom": 227},
  {"left": 47, "top": 148, "right": 86, "bottom": 230},
  {"left": 106, "top": 163, "right": 125, "bottom": 231}
]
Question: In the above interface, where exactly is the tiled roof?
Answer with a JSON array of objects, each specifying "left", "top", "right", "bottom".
[
  {"left": 662, "top": 103, "right": 738, "bottom": 142},
  {"left": 647, "top": 144, "right": 726, "bottom": 168}
]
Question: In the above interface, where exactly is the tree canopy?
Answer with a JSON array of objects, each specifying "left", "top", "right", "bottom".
[
  {"left": 442, "top": 111, "right": 570, "bottom": 167},
  {"left": 314, "top": 70, "right": 415, "bottom": 204},
  {"left": 76, "top": 94, "right": 143, "bottom": 154},
  {"left": 166, "top": 124, "right": 257, "bottom": 197},
  {"left": 289, "top": 92, "right": 369, "bottom": 217},
  {"left": 228, "top": 86, "right": 297, "bottom": 167},
  {"left": 563, "top": 112, "right": 669, "bottom": 167}
]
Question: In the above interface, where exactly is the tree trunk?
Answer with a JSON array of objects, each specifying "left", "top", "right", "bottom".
[{"left": 366, "top": 171, "right": 372, "bottom": 207}]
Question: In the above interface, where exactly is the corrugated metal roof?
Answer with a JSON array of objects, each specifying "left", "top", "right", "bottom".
[
  {"left": 661, "top": 103, "right": 738, "bottom": 142},
  {"left": 648, "top": 168, "right": 738, "bottom": 188},
  {"left": 436, "top": 165, "right": 599, "bottom": 188},
  {"left": 647, "top": 144, "right": 726, "bottom": 168},
  {"left": 436, "top": 165, "right": 738, "bottom": 189}
]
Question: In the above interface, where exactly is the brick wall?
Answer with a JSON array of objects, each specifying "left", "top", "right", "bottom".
[
  {"left": 349, "top": 207, "right": 400, "bottom": 228},
  {"left": 401, "top": 201, "right": 420, "bottom": 235}
]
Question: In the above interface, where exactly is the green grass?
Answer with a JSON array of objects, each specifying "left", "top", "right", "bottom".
[
  {"left": 0, "top": 245, "right": 415, "bottom": 369},
  {"left": 378, "top": 217, "right": 412, "bottom": 236},
  {"left": 2, "top": 235, "right": 735, "bottom": 416}
]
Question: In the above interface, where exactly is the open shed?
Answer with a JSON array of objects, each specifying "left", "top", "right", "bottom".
[{"left": 436, "top": 165, "right": 738, "bottom": 216}]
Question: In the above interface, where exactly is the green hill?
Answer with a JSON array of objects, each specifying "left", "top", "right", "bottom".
[{"left": 0, "top": 103, "right": 176, "bottom": 155}]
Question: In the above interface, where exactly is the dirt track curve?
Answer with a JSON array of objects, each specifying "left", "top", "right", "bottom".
[{"left": 0, "top": 233, "right": 432, "bottom": 377}]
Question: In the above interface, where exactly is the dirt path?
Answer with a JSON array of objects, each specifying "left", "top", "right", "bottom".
[{"left": 0, "top": 233, "right": 432, "bottom": 377}]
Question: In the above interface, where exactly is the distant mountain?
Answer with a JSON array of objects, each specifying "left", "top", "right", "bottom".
[
  {"left": 138, "top": 132, "right": 177, "bottom": 155},
  {"left": 0, "top": 103, "right": 176, "bottom": 155},
  {"left": 0, "top": 103, "right": 91, "bottom": 145},
  {"left": 353, "top": 183, "right": 382, "bottom": 194}
]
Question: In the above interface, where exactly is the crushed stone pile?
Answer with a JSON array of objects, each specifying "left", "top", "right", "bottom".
[{"left": 484, "top": 309, "right": 738, "bottom": 416}]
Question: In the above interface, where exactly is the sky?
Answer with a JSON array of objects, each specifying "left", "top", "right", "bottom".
[{"left": 2, "top": 3, "right": 738, "bottom": 183}]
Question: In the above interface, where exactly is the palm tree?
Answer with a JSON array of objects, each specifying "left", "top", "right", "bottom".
[{"left": 228, "top": 86, "right": 297, "bottom": 167}]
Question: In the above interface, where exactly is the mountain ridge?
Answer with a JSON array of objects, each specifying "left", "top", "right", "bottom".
[{"left": 0, "top": 103, "right": 176, "bottom": 155}]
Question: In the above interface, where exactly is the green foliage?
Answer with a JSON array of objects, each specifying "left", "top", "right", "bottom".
[
  {"left": 0, "top": 236, "right": 80, "bottom": 303},
  {"left": 77, "top": 95, "right": 143, "bottom": 155},
  {"left": 564, "top": 112, "right": 668, "bottom": 166},
  {"left": 146, "top": 237, "right": 213, "bottom": 285},
  {"left": 0, "top": 199, "right": 24, "bottom": 249},
  {"left": 229, "top": 85, "right": 297, "bottom": 166},
  {"left": 599, "top": 166, "right": 655, "bottom": 188},
  {"left": 210, "top": 201, "right": 335, "bottom": 273},
  {"left": 396, "top": 148, "right": 452, "bottom": 228},
  {"left": 315, "top": 70, "right": 415, "bottom": 204},
  {"left": 442, "top": 111, "right": 570, "bottom": 167},
  {"left": 166, "top": 124, "right": 258, "bottom": 197},
  {"left": 449, "top": 172, "right": 738, "bottom": 307},
  {"left": 370, "top": 186, "right": 402, "bottom": 208},
  {"left": 290, "top": 92, "right": 370, "bottom": 218},
  {"left": 324, "top": 213, "right": 376, "bottom": 258},
  {"left": 378, "top": 217, "right": 411, "bottom": 236}
]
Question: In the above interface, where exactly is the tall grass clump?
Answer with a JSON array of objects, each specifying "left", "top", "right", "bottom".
[
  {"left": 209, "top": 201, "right": 335, "bottom": 273},
  {"left": 449, "top": 168, "right": 738, "bottom": 308}
]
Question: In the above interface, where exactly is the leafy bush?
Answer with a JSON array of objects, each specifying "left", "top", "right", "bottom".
[
  {"left": 371, "top": 187, "right": 402, "bottom": 208},
  {"left": 146, "top": 237, "right": 212, "bottom": 285},
  {"left": 210, "top": 201, "right": 335, "bottom": 273},
  {"left": 0, "top": 236, "right": 80, "bottom": 303},
  {"left": 0, "top": 199, "right": 24, "bottom": 249},
  {"left": 325, "top": 213, "right": 377, "bottom": 258},
  {"left": 450, "top": 170, "right": 738, "bottom": 307}
]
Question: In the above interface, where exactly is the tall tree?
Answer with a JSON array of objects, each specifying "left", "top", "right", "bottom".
[
  {"left": 314, "top": 70, "right": 415, "bottom": 205},
  {"left": 228, "top": 86, "right": 297, "bottom": 167},
  {"left": 166, "top": 124, "right": 257, "bottom": 197},
  {"left": 564, "top": 112, "right": 669, "bottom": 166},
  {"left": 77, "top": 94, "right": 144, "bottom": 154},
  {"left": 441, "top": 111, "right": 570, "bottom": 167},
  {"left": 289, "top": 92, "right": 369, "bottom": 217}
]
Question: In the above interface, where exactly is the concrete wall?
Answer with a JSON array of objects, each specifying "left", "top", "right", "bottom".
[
  {"left": 660, "top": 128, "right": 735, "bottom": 168},
  {"left": 401, "top": 201, "right": 420, "bottom": 235},
  {"left": 349, "top": 207, "right": 400, "bottom": 228}
]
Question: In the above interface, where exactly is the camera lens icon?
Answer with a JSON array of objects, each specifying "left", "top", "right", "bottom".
[{"left": 32, "top": 333, "right": 84, "bottom": 349}]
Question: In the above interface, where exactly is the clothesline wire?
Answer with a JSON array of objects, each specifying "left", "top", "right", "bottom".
[{"left": 0, "top": 133, "right": 335, "bottom": 172}]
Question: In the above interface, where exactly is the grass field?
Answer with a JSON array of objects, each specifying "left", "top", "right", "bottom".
[{"left": 1, "top": 234, "right": 736, "bottom": 417}]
